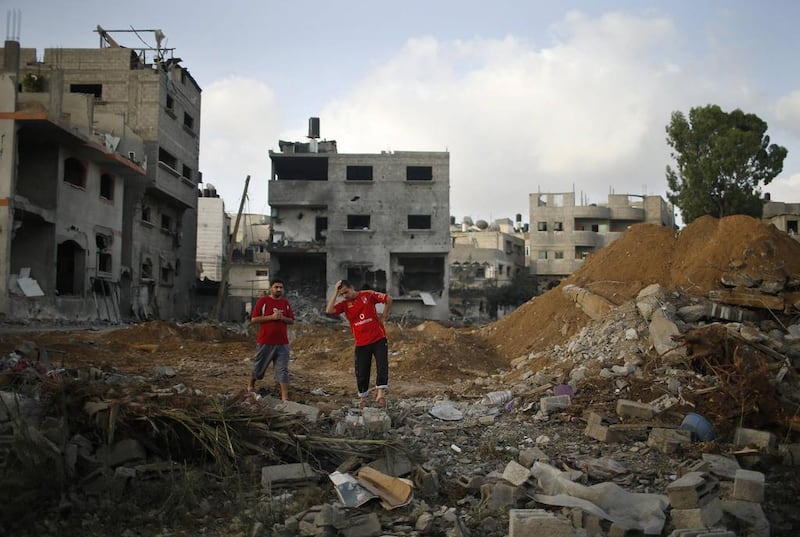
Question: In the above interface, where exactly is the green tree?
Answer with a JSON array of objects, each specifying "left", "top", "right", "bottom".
[{"left": 665, "top": 104, "right": 787, "bottom": 223}]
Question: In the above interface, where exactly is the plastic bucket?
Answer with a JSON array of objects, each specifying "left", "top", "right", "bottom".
[{"left": 680, "top": 412, "right": 715, "bottom": 442}]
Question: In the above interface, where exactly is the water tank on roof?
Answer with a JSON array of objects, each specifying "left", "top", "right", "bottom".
[
  {"left": 308, "top": 117, "right": 320, "bottom": 139},
  {"left": 463, "top": 216, "right": 474, "bottom": 226},
  {"left": 476, "top": 220, "right": 488, "bottom": 230}
]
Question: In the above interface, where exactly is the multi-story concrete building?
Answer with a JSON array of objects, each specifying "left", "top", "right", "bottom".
[
  {"left": 449, "top": 217, "right": 527, "bottom": 320},
  {"left": 0, "top": 38, "right": 148, "bottom": 321},
  {"left": 763, "top": 198, "right": 800, "bottom": 240},
  {"left": 267, "top": 120, "right": 450, "bottom": 320},
  {"left": 228, "top": 213, "right": 271, "bottom": 310},
  {"left": 37, "top": 28, "right": 201, "bottom": 319},
  {"left": 529, "top": 192, "right": 674, "bottom": 288}
]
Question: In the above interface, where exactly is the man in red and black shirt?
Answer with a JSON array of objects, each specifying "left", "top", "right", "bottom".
[
  {"left": 326, "top": 279, "right": 393, "bottom": 405},
  {"left": 249, "top": 278, "right": 294, "bottom": 400}
]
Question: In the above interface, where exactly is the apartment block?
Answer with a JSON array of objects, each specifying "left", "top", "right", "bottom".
[
  {"left": 267, "top": 120, "right": 450, "bottom": 321},
  {"left": 0, "top": 39, "right": 147, "bottom": 320},
  {"left": 529, "top": 192, "right": 674, "bottom": 288},
  {"left": 449, "top": 217, "right": 527, "bottom": 320},
  {"left": 228, "top": 213, "right": 271, "bottom": 317},
  {"left": 0, "top": 28, "right": 201, "bottom": 320}
]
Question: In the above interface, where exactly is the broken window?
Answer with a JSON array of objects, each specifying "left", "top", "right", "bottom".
[
  {"left": 141, "top": 205, "right": 152, "bottom": 224},
  {"left": 69, "top": 83, "right": 102, "bottom": 99},
  {"left": 788, "top": 220, "right": 798, "bottom": 234},
  {"left": 538, "top": 251, "right": 548, "bottom": 260},
  {"left": 346, "top": 166, "right": 373, "bottom": 181},
  {"left": 554, "top": 251, "right": 564, "bottom": 259},
  {"left": 407, "top": 214, "right": 432, "bottom": 229},
  {"left": 141, "top": 258, "right": 153, "bottom": 280},
  {"left": 64, "top": 157, "right": 86, "bottom": 188},
  {"left": 100, "top": 173, "right": 114, "bottom": 200},
  {"left": 406, "top": 166, "right": 432, "bottom": 181},
  {"left": 537, "top": 221, "right": 547, "bottom": 232},
  {"left": 96, "top": 233, "right": 112, "bottom": 273},
  {"left": 591, "top": 224, "right": 599, "bottom": 232},
  {"left": 161, "top": 214, "right": 173, "bottom": 232},
  {"left": 182, "top": 165, "right": 192, "bottom": 181},
  {"left": 395, "top": 255, "right": 445, "bottom": 296},
  {"left": 160, "top": 263, "right": 174, "bottom": 285},
  {"left": 554, "top": 221, "right": 564, "bottom": 231},
  {"left": 166, "top": 94, "right": 174, "bottom": 111},
  {"left": 56, "top": 240, "right": 86, "bottom": 295},
  {"left": 347, "top": 214, "right": 371, "bottom": 230},
  {"left": 158, "top": 147, "right": 178, "bottom": 170},
  {"left": 183, "top": 112, "right": 194, "bottom": 131},
  {"left": 315, "top": 217, "right": 328, "bottom": 241},
  {"left": 346, "top": 266, "right": 387, "bottom": 292}
]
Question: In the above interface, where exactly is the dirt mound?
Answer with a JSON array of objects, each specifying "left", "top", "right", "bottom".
[{"left": 485, "top": 215, "right": 800, "bottom": 362}]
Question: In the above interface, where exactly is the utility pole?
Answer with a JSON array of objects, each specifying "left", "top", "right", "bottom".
[{"left": 213, "top": 175, "right": 250, "bottom": 321}]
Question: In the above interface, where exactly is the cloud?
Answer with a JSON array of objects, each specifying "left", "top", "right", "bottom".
[
  {"left": 318, "top": 11, "right": 707, "bottom": 220},
  {"left": 775, "top": 91, "right": 800, "bottom": 137},
  {"left": 199, "top": 77, "right": 282, "bottom": 214},
  {"left": 197, "top": 11, "right": 800, "bottom": 221}
]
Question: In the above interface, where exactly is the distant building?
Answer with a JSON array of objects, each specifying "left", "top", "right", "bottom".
[
  {"left": 763, "top": 199, "right": 800, "bottom": 240},
  {"left": 529, "top": 192, "right": 674, "bottom": 289},
  {"left": 0, "top": 28, "right": 202, "bottom": 320},
  {"left": 196, "top": 185, "right": 227, "bottom": 282},
  {"left": 228, "top": 212, "right": 271, "bottom": 317},
  {"left": 267, "top": 118, "right": 450, "bottom": 320},
  {"left": 449, "top": 217, "right": 527, "bottom": 321}
]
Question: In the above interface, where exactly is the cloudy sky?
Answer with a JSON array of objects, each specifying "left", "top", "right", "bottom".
[{"left": 10, "top": 0, "right": 800, "bottom": 223}]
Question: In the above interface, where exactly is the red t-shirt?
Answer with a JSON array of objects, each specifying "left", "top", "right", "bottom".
[
  {"left": 253, "top": 295, "right": 294, "bottom": 345},
  {"left": 333, "top": 290, "right": 388, "bottom": 346}
]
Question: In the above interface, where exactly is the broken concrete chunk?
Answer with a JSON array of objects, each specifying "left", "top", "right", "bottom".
[
  {"left": 708, "top": 288, "right": 784, "bottom": 310},
  {"left": 647, "top": 427, "right": 691, "bottom": 453},
  {"left": 539, "top": 395, "right": 571, "bottom": 413},
  {"left": 733, "top": 427, "right": 777, "bottom": 451},
  {"left": 616, "top": 399, "right": 655, "bottom": 420},
  {"left": 508, "top": 509, "right": 574, "bottom": 537},
  {"left": 670, "top": 496, "right": 723, "bottom": 529},
  {"left": 649, "top": 309, "right": 687, "bottom": 363},
  {"left": 261, "top": 462, "right": 317, "bottom": 488},
  {"left": 502, "top": 460, "right": 532, "bottom": 486},
  {"left": 666, "top": 471, "right": 720, "bottom": 509},
  {"left": 732, "top": 469, "right": 765, "bottom": 503}
]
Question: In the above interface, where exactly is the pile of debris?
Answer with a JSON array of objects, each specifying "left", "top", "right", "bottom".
[{"left": 2, "top": 214, "right": 800, "bottom": 536}]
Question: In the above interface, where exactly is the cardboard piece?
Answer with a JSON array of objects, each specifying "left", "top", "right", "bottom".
[{"left": 356, "top": 466, "right": 414, "bottom": 509}]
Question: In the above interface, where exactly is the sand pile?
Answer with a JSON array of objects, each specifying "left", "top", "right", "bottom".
[{"left": 485, "top": 215, "right": 800, "bottom": 360}]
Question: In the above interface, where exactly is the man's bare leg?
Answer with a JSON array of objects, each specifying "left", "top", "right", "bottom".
[{"left": 279, "top": 382, "right": 289, "bottom": 401}]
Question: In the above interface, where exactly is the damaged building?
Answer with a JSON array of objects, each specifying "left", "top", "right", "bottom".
[
  {"left": 0, "top": 28, "right": 202, "bottom": 321},
  {"left": 529, "top": 192, "right": 675, "bottom": 290},
  {"left": 267, "top": 119, "right": 450, "bottom": 321}
]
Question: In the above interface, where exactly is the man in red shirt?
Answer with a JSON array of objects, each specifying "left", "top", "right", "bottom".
[
  {"left": 326, "top": 279, "right": 393, "bottom": 406},
  {"left": 249, "top": 278, "right": 294, "bottom": 400}
]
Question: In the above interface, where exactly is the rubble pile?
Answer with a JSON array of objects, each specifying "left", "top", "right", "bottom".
[{"left": 1, "top": 214, "right": 800, "bottom": 536}]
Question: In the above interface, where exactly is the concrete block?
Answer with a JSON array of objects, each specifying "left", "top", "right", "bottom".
[
  {"left": 585, "top": 411, "right": 624, "bottom": 443},
  {"left": 502, "top": 460, "right": 532, "bottom": 486},
  {"left": 508, "top": 509, "right": 574, "bottom": 537},
  {"left": 261, "top": 462, "right": 317, "bottom": 488},
  {"left": 670, "top": 496, "right": 723, "bottom": 529},
  {"left": 616, "top": 399, "right": 655, "bottom": 419},
  {"left": 647, "top": 427, "right": 692, "bottom": 453},
  {"left": 733, "top": 427, "right": 777, "bottom": 451},
  {"left": 274, "top": 400, "right": 320, "bottom": 422},
  {"left": 480, "top": 482, "right": 521, "bottom": 510},
  {"left": 667, "top": 471, "right": 720, "bottom": 509},
  {"left": 412, "top": 464, "right": 439, "bottom": 497},
  {"left": 721, "top": 500, "right": 770, "bottom": 537},
  {"left": 519, "top": 446, "right": 550, "bottom": 467},
  {"left": 540, "top": 395, "right": 571, "bottom": 413},
  {"left": 677, "top": 459, "right": 710, "bottom": 477},
  {"left": 361, "top": 408, "right": 391, "bottom": 433},
  {"left": 732, "top": 469, "right": 765, "bottom": 503}
]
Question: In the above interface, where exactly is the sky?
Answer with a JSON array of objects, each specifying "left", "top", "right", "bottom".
[{"left": 7, "top": 0, "right": 800, "bottom": 223}]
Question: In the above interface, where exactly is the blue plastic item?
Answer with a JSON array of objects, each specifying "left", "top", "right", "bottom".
[{"left": 680, "top": 412, "right": 715, "bottom": 442}]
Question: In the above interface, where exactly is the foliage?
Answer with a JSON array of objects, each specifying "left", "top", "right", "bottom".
[
  {"left": 21, "top": 73, "right": 45, "bottom": 92},
  {"left": 485, "top": 272, "right": 537, "bottom": 313},
  {"left": 665, "top": 104, "right": 787, "bottom": 224}
]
